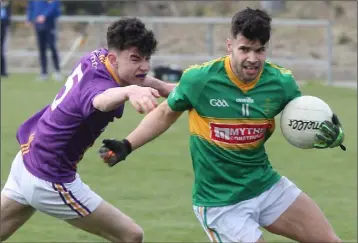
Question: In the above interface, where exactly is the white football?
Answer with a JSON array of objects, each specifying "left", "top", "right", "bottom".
[{"left": 280, "top": 95, "right": 333, "bottom": 149}]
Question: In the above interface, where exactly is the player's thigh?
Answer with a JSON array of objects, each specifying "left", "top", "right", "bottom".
[
  {"left": 1, "top": 151, "right": 37, "bottom": 240},
  {"left": 0, "top": 194, "right": 36, "bottom": 240},
  {"left": 261, "top": 178, "right": 340, "bottom": 242},
  {"left": 30, "top": 173, "right": 142, "bottom": 242},
  {"left": 193, "top": 201, "right": 263, "bottom": 243},
  {"left": 66, "top": 200, "right": 143, "bottom": 242}
]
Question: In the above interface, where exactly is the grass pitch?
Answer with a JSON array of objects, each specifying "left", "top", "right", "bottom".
[{"left": 1, "top": 74, "right": 356, "bottom": 242}]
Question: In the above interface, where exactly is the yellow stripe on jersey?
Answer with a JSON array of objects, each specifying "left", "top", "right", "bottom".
[
  {"left": 20, "top": 133, "right": 35, "bottom": 156},
  {"left": 189, "top": 109, "right": 275, "bottom": 150},
  {"left": 183, "top": 56, "right": 226, "bottom": 74},
  {"left": 266, "top": 61, "right": 293, "bottom": 75},
  {"left": 224, "top": 56, "right": 263, "bottom": 93}
]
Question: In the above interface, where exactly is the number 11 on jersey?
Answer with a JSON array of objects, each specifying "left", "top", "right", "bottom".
[{"left": 242, "top": 104, "right": 250, "bottom": 116}]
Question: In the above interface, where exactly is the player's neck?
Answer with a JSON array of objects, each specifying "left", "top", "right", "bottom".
[{"left": 104, "top": 57, "right": 121, "bottom": 84}]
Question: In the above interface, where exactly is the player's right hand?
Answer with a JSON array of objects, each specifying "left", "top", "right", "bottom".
[
  {"left": 314, "top": 113, "right": 346, "bottom": 151},
  {"left": 99, "top": 138, "right": 132, "bottom": 167},
  {"left": 127, "top": 86, "right": 160, "bottom": 114}
]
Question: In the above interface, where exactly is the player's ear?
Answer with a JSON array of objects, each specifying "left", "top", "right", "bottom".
[
  {"left": 226, "top": 38, "right": 232, "bottom": 54},
  {"left": 107, "top": 52, "right": 118, "bottom": 66}
]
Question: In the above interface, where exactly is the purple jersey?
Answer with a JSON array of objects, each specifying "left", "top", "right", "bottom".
[{"left": 16, "top": 48, "right": 124, "bottom": 183}]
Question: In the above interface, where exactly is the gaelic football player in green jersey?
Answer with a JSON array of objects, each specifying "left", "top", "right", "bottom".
[{"left": 99, "top": 8, "right": 345, "bottom": 243}]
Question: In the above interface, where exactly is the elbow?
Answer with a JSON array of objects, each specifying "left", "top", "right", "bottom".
[
  {"left": 92, "top": 88, "right": 128, "bottom": 112},
  {"left": 159, "top": 100, "right": 182, "bottom": 123},
  {"left": 93, "top": 103, "right": 109, "bottom": 112},
  {"left": 92, "top": 96, "right": 113, "bottom": 112}
]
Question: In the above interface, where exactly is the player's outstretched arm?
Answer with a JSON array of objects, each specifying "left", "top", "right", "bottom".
[
  {"left": 126, "top": 100, "right": 182, "bottom": 149},
  {"left": 142, "top": 75, "right": 177, "bottom": 98},
  {"left": 99, "top": 100, "right": 183, "bottom": 167},
  {"left": 93, "top": 85, "right": 160, "bottom": 114}
]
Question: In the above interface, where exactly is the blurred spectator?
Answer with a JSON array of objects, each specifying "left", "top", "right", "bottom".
[
  {"left": 26, "top": 0, "right": 62, "bottom": 81},
  {"left": 1, "top": 0, "right": 12, "bottom": 77}
]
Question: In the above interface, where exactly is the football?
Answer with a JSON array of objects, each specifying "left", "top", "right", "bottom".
[{"left": 280, "top": 95, "right": 333, "bottom": 149}]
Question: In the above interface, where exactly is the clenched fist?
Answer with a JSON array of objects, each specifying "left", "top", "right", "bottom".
[{"left": 127, "top": 86, "right": 160, "bottom": 114}]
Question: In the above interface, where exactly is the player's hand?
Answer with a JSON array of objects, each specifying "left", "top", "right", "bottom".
[
  {"left": 314, "top": 114, "right": 346, "bottom": 151},
  {"left": 99, "top": 138, "right": 132, "bottom": 167},
  {"left": 127, "top": 86, "right": 160, "bottom": 114},
  {"left": 36, "top": 15, "right": 46, "bottom": 24}
]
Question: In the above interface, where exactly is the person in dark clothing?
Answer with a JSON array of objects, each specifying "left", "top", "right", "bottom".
[
  {"left": 1, "top": 0, "right": 12, "bottom": 77},
  {"left": 26, "top": 0, "right": 62, "bottom": 81}
]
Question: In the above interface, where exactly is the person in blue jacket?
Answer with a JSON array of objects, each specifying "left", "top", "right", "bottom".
[
  {"left": 1, "top": 0, "right": 12, "bottom": 77},
  {"left": 26, "top": 0, "right": 62, "bottom": 81}
]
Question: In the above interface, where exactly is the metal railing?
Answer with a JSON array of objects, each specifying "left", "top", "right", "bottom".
[{"left": 9, "top": 15, "right": 333, "bottom": 84}]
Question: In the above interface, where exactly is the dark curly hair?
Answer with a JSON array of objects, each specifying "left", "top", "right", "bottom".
[
  {"left": 231, "top": 8, "right": 272, "bottom": 45},
  {"left": 106, "top": 17, "right": 158, "bottom": 57}
]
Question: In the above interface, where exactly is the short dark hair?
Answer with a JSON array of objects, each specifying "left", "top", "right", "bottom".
[
  {"left": 106, "top": 17, "right": 158, "bottom": 57},
  {"left": 231, "top": 8, "right": 272, "bottom": 45}
]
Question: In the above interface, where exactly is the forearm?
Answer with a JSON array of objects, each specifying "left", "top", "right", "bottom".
[
  {"left": 93, "top": 86, "right": 131, "bottom": 112},
  {"left": 143, "top": 75, "right": 176, "bottom": 97},
  {"left": 126, "top": 101, "right": 182, "bottom": 150}
]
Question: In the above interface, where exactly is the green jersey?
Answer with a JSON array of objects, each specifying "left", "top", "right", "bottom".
[{"left": 167, "top": 55, "right": 301, "bottom": 207}]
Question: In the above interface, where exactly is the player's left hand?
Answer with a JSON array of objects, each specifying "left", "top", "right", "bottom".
[
  {"left": 99, "top": 138, "right": 132, "bottom": 167},
  {"left": 314, "top": 114, "right": 346, "bottom": 151}
]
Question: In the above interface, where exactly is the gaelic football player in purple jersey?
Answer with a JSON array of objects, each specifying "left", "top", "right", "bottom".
[{"left": 1, "top": 17, "right": 175, "bottom": 242}]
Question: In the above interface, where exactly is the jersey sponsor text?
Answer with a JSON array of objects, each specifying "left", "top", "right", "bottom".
[{"left": 210, "top": 123, "right": 271, "bottom": 144}]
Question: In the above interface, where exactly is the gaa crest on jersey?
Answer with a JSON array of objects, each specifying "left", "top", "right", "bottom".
[
  {"left": 263, "top": 98, "right": 272, "bottom": 114},
  {"left": 209, "top": 122, "right": 272, "bottom": 144}
]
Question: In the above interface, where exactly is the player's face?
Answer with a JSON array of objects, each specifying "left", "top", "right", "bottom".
[
  {"left": 227, "top": 34, "right": 267, "bottom": 83},
  {"left": 109, "top": 47, "right": 151, "bottom": 85}
]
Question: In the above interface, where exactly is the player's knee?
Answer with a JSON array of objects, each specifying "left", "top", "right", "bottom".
[{"left": 119, "top": 223, "right": 144, "bottom": 243}]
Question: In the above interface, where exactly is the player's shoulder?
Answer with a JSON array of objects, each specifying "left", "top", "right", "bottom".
[
  {"left": 177, "top": 56, "right": 226, "bottom": 90},
  {"left": 263, "top": 61, "right": 300, "bottom": 93},
  {"left": 80, "top": 48, "right": 108, "bottom": 74},
  {"left": 264, "top": 61, "right": 294, "bottom": 77},
  {"left": 77, "top": 48, "right": 117, "bottom": 85},
  {"left": 182, "top": 56, "right": 226, "bottom": 77},
  {"left": 263, "top": 60, "right": 295, "bottom": 82}
]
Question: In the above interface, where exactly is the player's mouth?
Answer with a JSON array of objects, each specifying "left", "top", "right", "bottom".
[
  {"left": 243, "top": 65, "right": 259, "bottom": 75},
  {"left": 135, "top": 73, "right": 147, "bottom": 79}
]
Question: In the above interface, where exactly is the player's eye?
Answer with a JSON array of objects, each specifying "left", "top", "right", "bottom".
[{"left": 239, "top": 47, "right": 249, "bottom": 53}]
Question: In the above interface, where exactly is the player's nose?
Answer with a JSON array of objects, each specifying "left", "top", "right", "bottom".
[
  {"left": 139, "top": 61, "right": 150, "bottom": 72},
  {"left": 246, "top": 51, "right": 258, "bottom": 63}
]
